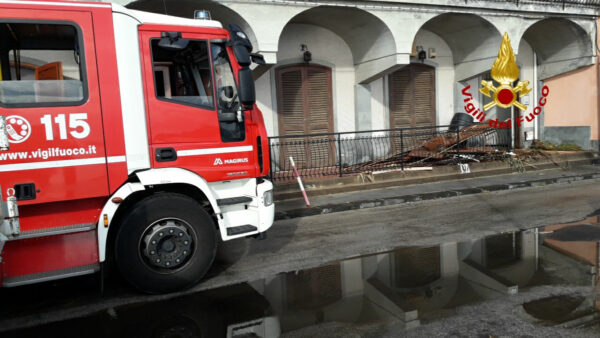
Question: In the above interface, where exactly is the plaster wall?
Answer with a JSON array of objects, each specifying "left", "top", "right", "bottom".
[
  {"left": 413, "top": 29, "right": 454, "bottom": 126},
  {"left": 370, "top": 78, "right": 387, "bottom": 130},
  {"left": 544, "top": 65, "right": 599, "bottom": 140},
  {"left": 516, "top": 40, "right": 535, "bottom": 139},
  {"left": 255, "top": 71, "right": 275, "bottom": 136}
]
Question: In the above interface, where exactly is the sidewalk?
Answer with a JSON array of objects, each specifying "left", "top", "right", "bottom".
[{"left": 275, "top": 164, "right": 600, "bottom": 220}]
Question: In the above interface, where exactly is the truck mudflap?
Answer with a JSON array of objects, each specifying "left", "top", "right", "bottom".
[{"left": 0, "top": 187, "right": 20, "bottom": 263}]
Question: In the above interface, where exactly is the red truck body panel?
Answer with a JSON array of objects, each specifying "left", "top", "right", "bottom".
[{"left": 0, "top": 1, "right": 272, "bottom": 287}]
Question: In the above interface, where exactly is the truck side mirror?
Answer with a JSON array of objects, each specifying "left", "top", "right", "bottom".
[
  {"left": 250, "top": 53, "right": 266, "bottom": 65},
  {"left": 233, "top": 45, "right": 251, "bottom": 67},
  {"left": 238, "top": 68, "right": 255, "bottom": 107},
  {"left": 228, "top": 24, "right": 253, "bottom": 52}
]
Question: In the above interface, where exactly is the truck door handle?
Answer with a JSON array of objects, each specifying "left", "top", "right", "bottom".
[
  {"left": 14, "top": 183, "right": 36, "bottom": 201},
  {"left": 155, "top": 147, "right": 177, "bottom": 162}
]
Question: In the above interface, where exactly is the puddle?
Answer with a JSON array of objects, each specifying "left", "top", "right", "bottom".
[
  {"left": 522, "top": 295, "right": 587, "bottom": 324},
  {"left": 3, "top": 217, "right": 600, "bottom": 337}
]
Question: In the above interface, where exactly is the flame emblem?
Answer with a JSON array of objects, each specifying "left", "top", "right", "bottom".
[{"left": 480, "top": 33, "right": 531, "bottom": 111}]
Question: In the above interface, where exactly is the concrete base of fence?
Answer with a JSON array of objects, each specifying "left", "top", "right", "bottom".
[
  {"left": 274, "top": 170, "right": 600, "bottom": 220},
  {"left": 274, "top": 151, "right": 599, "bottom": 201}
]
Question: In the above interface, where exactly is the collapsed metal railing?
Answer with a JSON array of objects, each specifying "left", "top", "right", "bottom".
[{"left": 268, "top": 124, "right": 511, "bottom": 181}]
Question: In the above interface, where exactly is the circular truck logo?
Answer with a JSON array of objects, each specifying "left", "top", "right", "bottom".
[{"left": 6, "top": 115, "right": 31, "bottom": 143}]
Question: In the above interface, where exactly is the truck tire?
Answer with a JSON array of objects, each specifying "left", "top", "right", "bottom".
[{"left": 115, "top": 193, "right": 217, "bottom": 294}]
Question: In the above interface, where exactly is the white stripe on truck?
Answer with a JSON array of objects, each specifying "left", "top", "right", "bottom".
[
  {"left": 0, "top": 156, "right": 126, "bottom": 172},
  {"left": 177, "top": 146, "right": 253, "bottom": 157}
]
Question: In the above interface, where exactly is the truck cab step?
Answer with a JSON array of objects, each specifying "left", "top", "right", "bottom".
[
  {"left": 217, "top": 196, "right": 253, "bottom": 206},
  {"left": 226, "top": 224, "right": 258, "bottom": 236}
]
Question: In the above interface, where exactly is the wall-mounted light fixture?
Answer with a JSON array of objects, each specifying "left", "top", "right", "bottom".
[
  {"left": 301, "top": 44, "right": 312, "bottom": 63},
  {"left": 417, "top": 46, "right": 426, "bottom": 63}
]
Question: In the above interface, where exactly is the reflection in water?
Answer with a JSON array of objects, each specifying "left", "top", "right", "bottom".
[
  {"left": 5, "top": 217, "right": 600, "bottom": 337},
  {"left": 522, "top": 295, "right": 587, "bottom": 324}
]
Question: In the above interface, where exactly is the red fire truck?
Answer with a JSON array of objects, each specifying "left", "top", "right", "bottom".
[{"left": 0, "top": 0, "right": 274, "bottom": 293}]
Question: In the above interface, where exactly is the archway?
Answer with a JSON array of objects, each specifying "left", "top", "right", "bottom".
[
  {"left": 279, "top": 6, "right": 397, "bottom": 83},
  {"left": 125, "top": 0, "right": 258, "bottom": 50},
  {"left": 520, "top": 18, "right": 594, "bottom": 79},
  {"left": 415, "top": 13, "right": 503, "bottom": 81}
]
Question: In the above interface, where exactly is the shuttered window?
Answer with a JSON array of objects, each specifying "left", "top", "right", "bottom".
[
  {"left": 278, "top": 68, "right": 304, "bottom": 136},
  {"left": 276, "top": 64, "right": 334, "bottom": 168},
  {"left": 276, "top": 64, "right": 333, "bottom": 135},
  {"left": 286, "top": 264, "right": 342, "bottom": 310},
  {"left": 394, "top": 246, "right": 441, "bottom": 288},
  {"left": 306, "top": 68, "right": 332, "bottom": 134},
  {"left": 389, "top": 64, "right": 436, "bottom": 129}
]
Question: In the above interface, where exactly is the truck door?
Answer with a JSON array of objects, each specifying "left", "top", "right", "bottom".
[
  {"left": 139, "top": 30, "right": 256, "bottom": 182},
  {"left": 0, "top": 10, "right": 109, "bottom": 220}
]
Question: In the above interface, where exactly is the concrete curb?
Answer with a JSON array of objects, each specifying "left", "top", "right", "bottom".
[
  {"left": 274, "top": 172, "right": 600, "bottom": 220},
  {"left": 274, "top": 152, "right": 599, "bottom": 201}
]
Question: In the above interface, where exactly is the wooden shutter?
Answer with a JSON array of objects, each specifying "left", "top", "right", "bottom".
[
  {"left": 286, "top": 264, "right": 342, "bottom": 310},
  {"left": 277, "top": 67, "right": 307, "bottom": 168},
  {"left": 413, "top": 64, "right": 436, "bottom": 127},
  {"left": 389, "top": 67, "right": 412, "bottom": 129},
  {"left": 306, "top": 67, "right": 334, "bottom": 167},
  {"left": 389, "top": 64, "right": 436, "bottom": 129},
  {"left": 306, "top": 68, "right": 332, "bottom": 134},
  {"left": 278, "top": 68, "right": 305, "bottom": 136},
  {"left": 35, "top": 62, "right": 64, "bottom": 80},
  {"left": 276, "top": 64, "right": 334, "bottom": 169},
  {"left": 394, "top": 246, "right": 441, "bottom": 288}
]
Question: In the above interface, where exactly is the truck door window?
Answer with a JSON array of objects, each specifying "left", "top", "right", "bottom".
[
  {"left": 211, "top": 43, "right": 244, "bottom": 142},
  {"left": 0, "top": 22, "right": 86, "bottom": 107},
  {"left": 151, "top": 39, "right": 214, "bottom": 109}
]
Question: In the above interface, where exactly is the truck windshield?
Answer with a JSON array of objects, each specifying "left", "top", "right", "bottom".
[{"left": 211, "top": 43, "right": 239, "bottom": 113}]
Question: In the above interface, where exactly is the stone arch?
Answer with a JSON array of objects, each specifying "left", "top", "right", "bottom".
[
  {"left": 279, "top": 5, "right": 398, "bottom": 83},
  {"left": 412, "top": 13, "right": 503, "bottom": 81},
  {"left": 125, "top": 0, "right": 258, "bottom": 53},
  {"left": 519, "top": 18, "right": 595, "bottom": 79}
]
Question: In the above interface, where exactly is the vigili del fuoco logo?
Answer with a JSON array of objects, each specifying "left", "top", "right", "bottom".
[{"left": 461, "top": 33, "right": 549, "bottom": 129}]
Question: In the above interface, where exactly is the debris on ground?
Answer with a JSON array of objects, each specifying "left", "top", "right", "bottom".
[
  {"left": 347, "top": 124, "right": 508, "bottom": 173},
  {"left": 531, "top": 140, "right": 583, "bottom": 151}
]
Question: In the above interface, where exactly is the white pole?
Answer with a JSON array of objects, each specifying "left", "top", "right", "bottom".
[
  {"left": 289, "top": 157, "right": 310, "bottom": 207},
  {"left": 511, "top": 106, "right": 515, "bottom": 149}
]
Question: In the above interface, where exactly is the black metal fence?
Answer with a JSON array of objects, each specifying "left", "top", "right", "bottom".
[
  {"left": 268, "top": 124, "right": 511, "bottom": 181},
  {"left": 483, "top": 0, "right": 600, "bottom": 8}
]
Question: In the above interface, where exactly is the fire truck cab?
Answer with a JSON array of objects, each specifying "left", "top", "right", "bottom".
[{"left": 0, "top": 1, "right": 274, "bottom": 293}]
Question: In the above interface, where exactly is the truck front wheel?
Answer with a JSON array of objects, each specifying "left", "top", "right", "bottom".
[{"left": 115, "top": 193, "right": 217, "bottom": 294}]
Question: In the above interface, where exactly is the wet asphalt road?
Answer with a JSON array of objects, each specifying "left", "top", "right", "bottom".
[{"left": 1, "top": 178, "right": 599, "bottom": 332}]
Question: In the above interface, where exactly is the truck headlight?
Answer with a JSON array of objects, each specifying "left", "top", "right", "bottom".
[{"left": 263, "top": 190, "right": 273, "bottom": 206}]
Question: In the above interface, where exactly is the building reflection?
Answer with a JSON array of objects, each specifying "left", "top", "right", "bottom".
[
  {"left": 249, "top": 220, "right": 600, "bottom": 333},
  {"left": 7, "top": 220, "right": 600, "bottom": 337}
]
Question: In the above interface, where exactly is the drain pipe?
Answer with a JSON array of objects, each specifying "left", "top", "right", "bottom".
[{"left": 533, "top": 51, "right": 538, "bottom": 140}]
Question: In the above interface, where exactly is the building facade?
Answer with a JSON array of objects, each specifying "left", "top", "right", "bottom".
[{"left": 120, "top": 0, "right": 600, "bottom": 151}]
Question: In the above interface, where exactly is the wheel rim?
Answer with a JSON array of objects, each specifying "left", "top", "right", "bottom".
[{"left": 139, "top": 218, "right": 196, "bottom": 273}]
